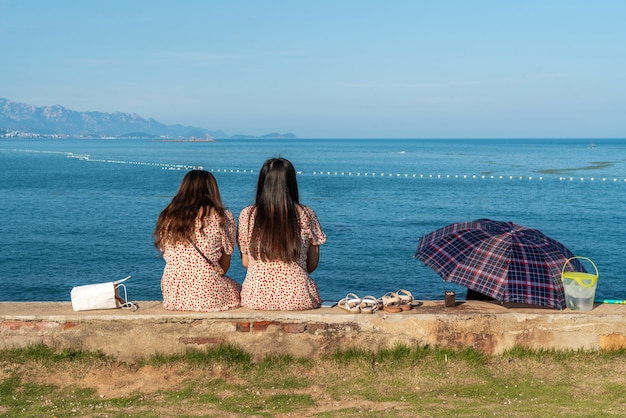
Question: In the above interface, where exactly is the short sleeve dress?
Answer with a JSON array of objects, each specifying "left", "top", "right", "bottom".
[
  {"left": 160, "top": 210, "right": 241, "bottom": 312},
  {"left": 238, "top": 205, "right": 326, "bottom": 310}
]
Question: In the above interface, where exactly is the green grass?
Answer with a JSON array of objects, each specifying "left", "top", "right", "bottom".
[
  {"left": 1, "top": 343, "right": 625, "bottom": 417},
  {"left": 0, "top": 343, "right": 110, "bottom": 364},
  {"left": 145, "top": 342, "right": 252, "bottom": 368}
]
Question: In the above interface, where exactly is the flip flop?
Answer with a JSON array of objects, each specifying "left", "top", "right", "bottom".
[
  {"left": 338, "top": 293, "right": 361, "bottom": 313},
  {"left": 359, "top": 295, "right": 380, "bottom": 314}
]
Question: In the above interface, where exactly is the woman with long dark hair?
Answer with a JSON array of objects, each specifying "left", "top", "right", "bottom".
[
  {"left": 154, "top": 170, "right": 240, "bottom": 311},
  {"left": 238, "top": 158, "right": 326, "bottom": 310}
]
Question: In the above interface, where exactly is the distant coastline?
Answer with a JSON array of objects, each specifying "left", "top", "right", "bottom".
[
  {"left": 157, "top": 137, "right": 216, "bottom": 143},
  {"left": 0, "top": 98, "right": 296, "bottom": 140}
]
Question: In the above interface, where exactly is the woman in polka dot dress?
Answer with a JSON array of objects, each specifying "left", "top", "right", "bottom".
[
  {"left": 238, "top": 158, "right": 326, "bottom": 310},
  {"left": 154, "top": 170, "right": 241, "bottom": 312}
]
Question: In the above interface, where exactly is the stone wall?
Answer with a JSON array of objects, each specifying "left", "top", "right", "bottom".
[{"left": 2, "top": 301, "right": 626, "bottom": 361}]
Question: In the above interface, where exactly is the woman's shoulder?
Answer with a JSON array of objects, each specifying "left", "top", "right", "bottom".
[
  {"left": 241, "top": 205, "right": 255, "bottom": 211},
  {"left": 223, "top": 208, "right": 235, "bottom": 221},
  {"left": 297, "top": 204, "right": 317, "bottom": 218},
  {"left": 238, "top": 205, "right": 255, "bottom": 218}
]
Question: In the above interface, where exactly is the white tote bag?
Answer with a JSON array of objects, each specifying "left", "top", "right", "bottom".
[{"left": 70, "top": 276, "right": 132, "bottom": 311}]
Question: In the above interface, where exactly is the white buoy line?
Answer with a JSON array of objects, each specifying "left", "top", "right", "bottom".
[
  {"left": 308, "top": 171, "right": 625, "bottom": 183},
  {"left": 62, "top": 153, "right": 626, "bottom": 182},
  {"left": 64, "top": 153, "right": 203, "bottom": 170}
]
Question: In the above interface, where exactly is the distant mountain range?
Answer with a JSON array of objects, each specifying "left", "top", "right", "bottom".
[{"left": 0, "top": 98, "right": 296, "bottom": 139}]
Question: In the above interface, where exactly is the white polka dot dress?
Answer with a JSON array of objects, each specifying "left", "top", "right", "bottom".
[
  {"left": 161, "top": 210, "right": 241, "bottom": 312},
  {"left": 238, "top": 205, "right": 326, "bottom": 310}
]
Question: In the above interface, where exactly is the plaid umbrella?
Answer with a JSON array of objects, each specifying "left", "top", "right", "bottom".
[{"left": 415, "top": 219, "right": 585, "bottom": 309}]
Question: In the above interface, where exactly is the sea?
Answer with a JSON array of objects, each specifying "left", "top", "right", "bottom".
[{"left": 1, "top": 138, "right": 625, "bottom": 304}]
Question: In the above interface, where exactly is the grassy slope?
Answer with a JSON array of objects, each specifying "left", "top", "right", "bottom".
[{"left": 1, "top": 344, "right": 625, "bottom": 417}]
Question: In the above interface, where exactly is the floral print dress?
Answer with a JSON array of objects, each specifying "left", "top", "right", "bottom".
[
  {"left": 238, "top": 205, "right": 326, "bottom": 310},
  {"left": 160, "top": 210, "right": 241, "bottom": 312}
]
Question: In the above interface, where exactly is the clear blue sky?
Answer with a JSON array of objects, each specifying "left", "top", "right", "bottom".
[{"left": 2, "top": 0, "right": 625, "bottom": 138}]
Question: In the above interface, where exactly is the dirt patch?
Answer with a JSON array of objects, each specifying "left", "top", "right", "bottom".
[{"left": 21, "top": 362, "right": 251, "bottom": 399}]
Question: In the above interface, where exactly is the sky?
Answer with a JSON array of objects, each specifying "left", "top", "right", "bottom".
[{"left": 1, "top": 0, "right": 625, "bottom": 138}]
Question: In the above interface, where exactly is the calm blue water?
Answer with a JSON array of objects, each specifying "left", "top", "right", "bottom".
[{"left": 1, "top": 138, "right": 625, "bottom": 304}]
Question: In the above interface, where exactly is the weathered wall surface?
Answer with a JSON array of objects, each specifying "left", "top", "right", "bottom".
[{"left": 1, "top": 301, "right": 625, "bottom": 361}]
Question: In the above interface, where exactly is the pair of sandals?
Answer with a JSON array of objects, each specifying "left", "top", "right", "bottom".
[
  {"left": 337, "top": 293, "right": 380, "bottom": 314},
  {"left": 338, "top": 289, "right": 414, "bottom": 314},
  {"left": 381, "top": 289, "right": 413, "bottom": 313}
]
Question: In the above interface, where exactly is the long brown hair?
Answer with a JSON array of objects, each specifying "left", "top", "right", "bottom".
[
  {"left": 249, "top": 158, "right": 300, "bottom": 262},
  {"left": 153, "top": 170, "right": 226, "bottom": 252}
]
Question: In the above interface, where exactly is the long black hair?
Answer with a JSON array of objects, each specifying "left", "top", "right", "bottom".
[
  {"left": 249, "top": 158, "right": 300, "bottom": 262},
  {"left": 153, "top": 170, "right": 225, "bottom": 251}
]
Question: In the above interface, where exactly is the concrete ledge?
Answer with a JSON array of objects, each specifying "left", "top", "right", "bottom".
[{"left": 2, "top": 301, "right": 626, "bottom": 361}]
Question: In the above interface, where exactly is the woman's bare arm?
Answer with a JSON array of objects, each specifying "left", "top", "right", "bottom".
[{"left": 307, "top": 245, "right": 320, "bottom": 273}]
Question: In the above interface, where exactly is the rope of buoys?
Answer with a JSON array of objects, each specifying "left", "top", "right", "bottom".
[
  {"left": 59, "top": 152, "right": 626, "bottom": 182},
  {"left": 307, "top": 171, "right": 624, "bottom": 182}
]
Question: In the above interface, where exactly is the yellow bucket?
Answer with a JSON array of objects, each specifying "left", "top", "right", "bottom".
[{"left": 561, "top": 256, "right": 598, "bottom": 311}]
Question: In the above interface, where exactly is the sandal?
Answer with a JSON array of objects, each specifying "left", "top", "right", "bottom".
[
  {"left": 383, "top": 305, "right": 403, "bottom": 313},
  {"left": 381, "top": 292, "right": 402, "bottom": 313},
  {"left": 396, "top": 289, "right": 413, "bottom": 311},
  {"left": 396, "top": 289, "right": 413, "bottom": 304},
  {"left": 359, "top": 295, "right": 379, "bottom": 314},
  {"left": 338, "top": 293, "right": 361, "bottom": 313}
]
